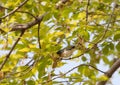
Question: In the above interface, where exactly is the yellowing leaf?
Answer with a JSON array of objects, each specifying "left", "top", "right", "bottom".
[
  {"left": 17, "top": 66, "right": 29, "bottom": 72},
  {"left": 0, "top": 71, "right": 4, "bottom": 79},
  {"left": 98, "top": 75, "right": 108, "bottom": 81},
  {"left": 14, "top": 0, "right": 21, "bottom": 6},
  {"left": 29, "top": 44, "right": 36, "bottom": 48},
  {"left": 66, "top": 32, "right": 70, "bottom": 37},
  {"left": 93, "top": 15, "right": 98, "bottom": 19},
  {"left": 9, "top": 17, "right": 16, "bottom": 23},
  {"left": 19, "top": 48, "right": 30, "bottom": 52},
  {"left": 54, "top": 32, "right": 64, "bottom": 36},
  {"left": 78, "top": 12, "right": 86, "bottom": 19},
  {"left": 3, "top": 28, "right": 11, "bottom": 32},
  {"left": 65, "top": 19, "right": 70, "bottom": 23},
  {"left": 32, "top": 67, "right": 37, "bottom": 74}
]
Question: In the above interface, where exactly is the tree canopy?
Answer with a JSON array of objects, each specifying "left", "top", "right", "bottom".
[{"left": 0, "top": 0, "right": 120, "bottom": 85}]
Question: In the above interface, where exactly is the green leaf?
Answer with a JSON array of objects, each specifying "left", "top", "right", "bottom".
[
  {"left": 38, "top": 63, "right": 46, "bottom": 78},
  {"left": 0, "top": 0, "right": 119, "bottom": 84},
  {"left": 98, "top": 75, "right": 108, "bottom": 81},
  {"left": 116, "top": 42, "right": 120, "bottom": 51},
  {"left": 103, "top": 0, "right": 113, "bottom": 3},
  {"left": 114, "top": 33, "right": 120, "bottom": 41},
  {"left": 82, "top": 56, "right": 87, "bottom": 61},
  {"left": 27, "top": 80, "right": 35, "bottom": 85},
  {"left": 102, "top": 56, "right": 110, "bottom": 64},
  {"left": 109, "top": 42, "right": 114, "bottom": 50},
  {"left": 102, "top": 46, "right": 109, "bottom": 55}
]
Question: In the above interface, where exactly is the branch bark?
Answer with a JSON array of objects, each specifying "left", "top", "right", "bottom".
[
  {"left": 1, "top": 0, "right": 29, "bottom": 19},
  {"left": 97, "top": 58, "right": 120, "bottom": 85},
  {"left": 10, "top": 12, "right": 47, "bottom": 31},
  {"left": 0, "top": 12, "right": 47, "bottom": 70},
  {"left": 0, "top": 30, "right": 25, "bottom": 71}
]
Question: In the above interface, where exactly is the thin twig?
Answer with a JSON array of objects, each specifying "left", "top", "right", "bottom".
[
  {"left": 11, "top": 12, "right": 48, "bottom": 31},
  {"left": 7, "top": 57, "right": 42, "bottom": 78},
  {"left": 1, "top": 0, "right": 29, "bottom": 19},
  {"left": 25, "top": 59, "right": 34, "bottom": 66},
  {"left": 0, "top": 30, "right": 25, "bottom": 71},
  {"left": 17, "top": 11, "right": 37, "bottom": 19},
  {"left": 62, "top": 46, "right": 91, "bottom": 60},
  {"left": 97, "top": 1, "right": 117, "bottom": 85},
  {"left": 0, "top": 5, "right": 37, "bottom": 19},
  {"left": 96, "top": 1, "right": 116, "bottom": 43},
  {"left": 0, "top": 13, "right": 47, "bottom": 71},
  {"left": 11, "top": 57, "right": 42, "bottom": 78},
  {"left": 13, "top": 61, "right": 35, "bottom": 76},
  {"left": 86, "top": 0, "right": 90, "bottom": 25},
  {"left": 38, "top": 22, "right": 41, "bottom": 49},
  {"left": 62, "top": 0, "right": 116, "bottom": 61},
  {"left": 42, "top": 64, "right": 105, "bottom": 84}
]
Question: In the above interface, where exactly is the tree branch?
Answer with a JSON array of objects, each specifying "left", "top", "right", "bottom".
[
  {"left": 1, "top": 0, "right": 29, "bottom": 19},
  {"left": 86, "top": 0, "right": 90, "bottom": 24},
  {"left": 0, "top": 12, "right": 47, "bottom": 71},
  {"left": 42, "top": 64, "right": 105, "bottom": 84},
  {"left": 10, "top": 12, "right": 47, "bottom": 31},
  {"left": 0, "top": 5, "right": 37, "bottom": 19},
  {"left": 0, "top": 30, "right": 25, "bottom": 71},
  {"left": 97, "top": 58, "right": 120, "bottom": 85},
  {"left": 38, "top": 22, "right": 41, "bottom": 49}
]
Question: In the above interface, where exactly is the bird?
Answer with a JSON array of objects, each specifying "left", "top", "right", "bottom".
[
  {"left": 57, "top": 45, "right": 75, "bottom": 58},
  {"left": 52, "top": 45, "right": 75, "bottom": 68}
]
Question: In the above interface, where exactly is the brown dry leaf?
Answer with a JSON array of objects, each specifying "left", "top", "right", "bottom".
[{"left": 0, "top": 71, "right": 4, "bottom": 79}]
